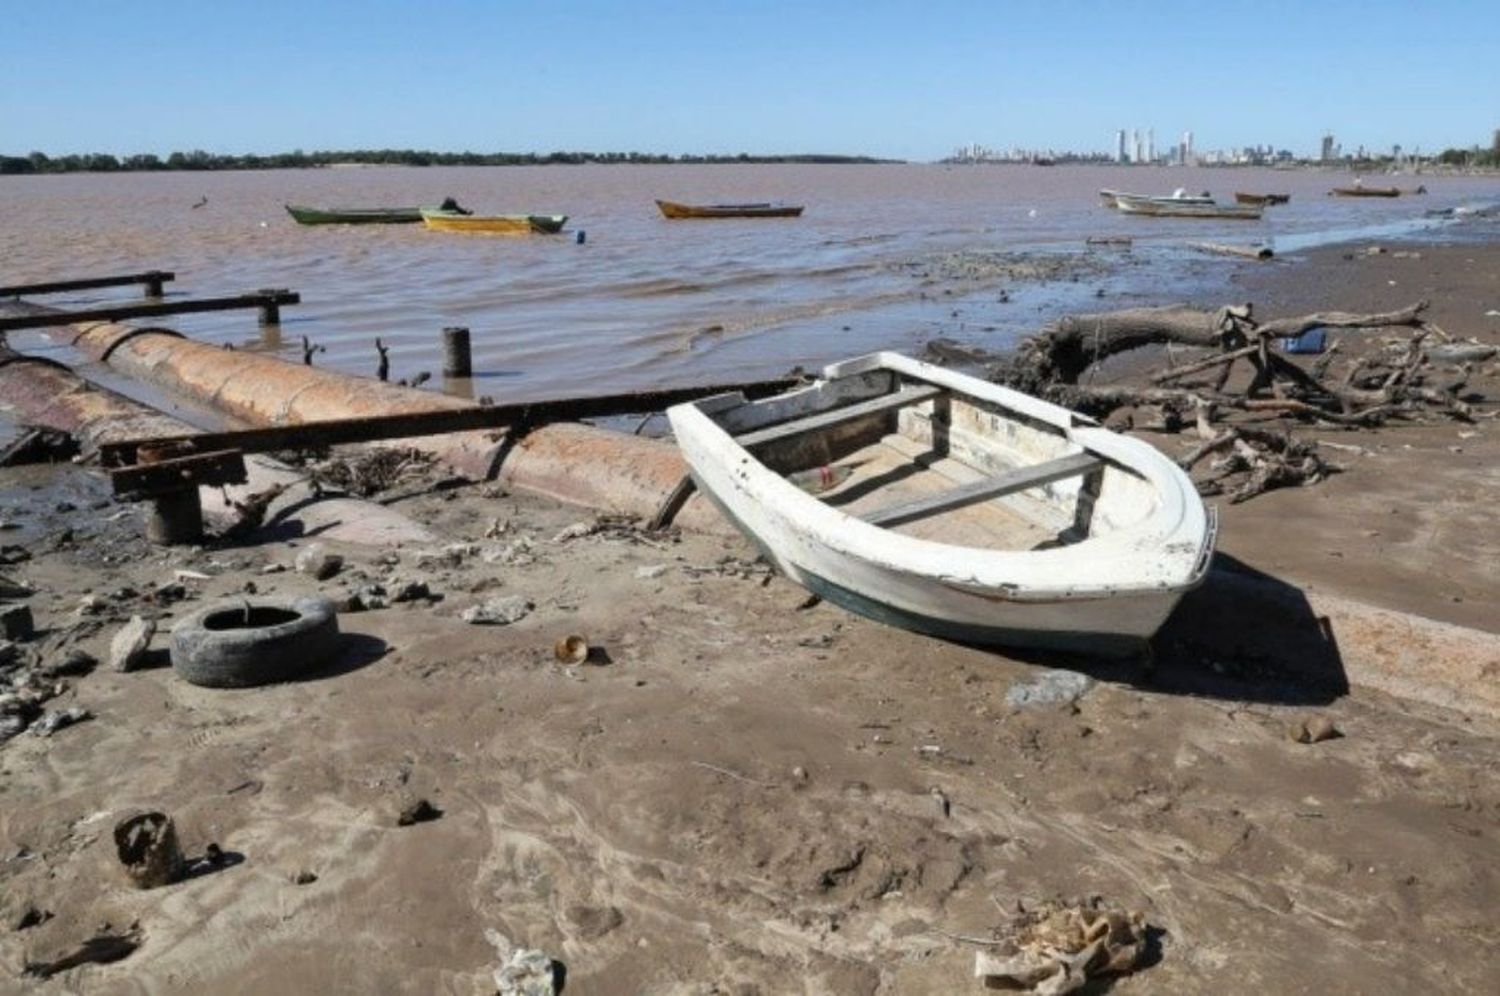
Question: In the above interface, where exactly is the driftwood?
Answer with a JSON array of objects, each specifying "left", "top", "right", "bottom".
[{"left": 924, "top": 297, "right": 1475, "bottom": 503}]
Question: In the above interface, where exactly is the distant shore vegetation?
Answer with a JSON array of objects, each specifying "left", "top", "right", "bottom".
[{"left": 0, "top": 149, "right": 897, "bottom": 174}]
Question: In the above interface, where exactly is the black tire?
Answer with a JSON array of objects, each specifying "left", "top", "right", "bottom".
[{"left": 169, "top": 596, "right": 340, "bottom": 688}]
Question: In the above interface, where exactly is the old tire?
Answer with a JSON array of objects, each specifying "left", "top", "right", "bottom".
[{"left": 169, "top": 596, "right": 340, "bottom": 688}]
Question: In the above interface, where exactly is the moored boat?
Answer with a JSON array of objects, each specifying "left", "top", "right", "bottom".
[
  {"left": 1330, "top": 186, "right": 1401, "bottom": 198},
  {"left": 1114, "top": 194, "right": 1262, "bottom": 220},
  {"left": 656, "top": 199, "right": 804, "bottom": 219},
  {"left": 1233, "top": 192, "right": 1290, "bottom": 206},
  {"left": 285, "top": 204, "right": 425, "bottom": 225},
  {"left": 1100, "top": 188, "right": 1213, "bottom": 209},
  {"left": 286, "top": 198, "right": 473, "bottom": 225},
  {"left": 421, "top": 211, "right": 567, "bottom": 234},
  {"left": 666, "top": 352, "right": 1215, "bottom": 654}
]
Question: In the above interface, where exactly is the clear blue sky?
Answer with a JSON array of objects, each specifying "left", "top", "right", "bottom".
[{"left": 3, "top": 0, "right": 1495, "bottom": 160}]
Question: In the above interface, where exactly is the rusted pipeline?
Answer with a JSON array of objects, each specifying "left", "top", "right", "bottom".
[
  {"left": 0, "top": 348, "right": 436, "bottom": 546},
  {"left": 64, "top": 321, "right": 728, "bottom": 532},
  {"left": 0, "top": 350, "right": 187, "bottom": 448}
]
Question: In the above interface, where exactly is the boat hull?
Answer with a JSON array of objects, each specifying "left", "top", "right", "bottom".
[
  {"left": 285, "top": 204, "right": 424, "bottom": 225},
  {"left": 421, "top": 212, "right": 567, "bottom": 234},
  {"left": 1330, "top": 187, "right": 1401, "bottom": 198},
  {"left": 1100, "top": 189, "right": 1214, "bottom": 209},
  {"left": 1115, "top": 195, "right": 1262, "bottom": 219},
  {"left": 694, "top": 481, "right": 1186, "bottom": 655},
  {"left": 669, "top": 353, "right": 1215, "bottom": 655},
  {"left": 656, "top": 199, "right": 804, "bottom": 219},
  {"left": 1234, "top": 192, "right": 1290, "bottom": 205}
]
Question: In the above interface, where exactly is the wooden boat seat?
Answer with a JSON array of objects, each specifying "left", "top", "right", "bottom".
[
  {"left": 860, "top": 451, "right": 1104, "bottom": 528},
  {"left": 734, "top": 384, "right": 943, "bottom": 449}
]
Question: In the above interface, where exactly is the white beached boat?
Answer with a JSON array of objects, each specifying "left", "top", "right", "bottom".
[
  {"left": 1100, "top": 187, "right": 1214, "bottom": 209},
  {"left": 667, "top": 353, "right": 1215, "bottom": 655}
]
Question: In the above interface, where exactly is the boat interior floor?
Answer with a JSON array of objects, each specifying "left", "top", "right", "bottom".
[{"left": 809, "top": 433, "right": 1068, "bottom": 550}]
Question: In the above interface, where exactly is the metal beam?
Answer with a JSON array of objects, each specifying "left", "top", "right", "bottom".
[
  {"left": 0, "top": 289, "right": 299, "bottom": 332},
  {"left": 98, "top": 378, "right": 803, "bottom": 468},
  {"left": 109, "top": 449, "right": 248, "bottom": 499},
  {"left": 0, "top": 270, "right": 175, "bottom": 298}
]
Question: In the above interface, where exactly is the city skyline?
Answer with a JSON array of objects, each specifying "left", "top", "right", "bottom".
[{"left": 2, "top": 1, "right": 1496, "bottom": 161}]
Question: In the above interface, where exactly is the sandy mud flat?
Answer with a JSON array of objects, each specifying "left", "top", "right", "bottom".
[{"left": 1, "top": 236, "right": 1498, "bottom": 994}]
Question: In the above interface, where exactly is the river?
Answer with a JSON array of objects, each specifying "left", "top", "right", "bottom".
[{"left": 2, "top": 163, "right": 1496, "bottom": 401}]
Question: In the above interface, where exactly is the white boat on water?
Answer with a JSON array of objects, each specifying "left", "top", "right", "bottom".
[
  {"left": 1100, "top": 187, "right": 1214, "bottom": 209},
  {"left": 667, "top": 353, "right": 1216, "bottom": 655},
  {"left": 1113, "top": 193, "right": 1263, "bottom": 220}
]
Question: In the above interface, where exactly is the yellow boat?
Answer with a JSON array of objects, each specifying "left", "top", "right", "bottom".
[{"left": 421, "top": 211, "right": 567, "bottom": 234}]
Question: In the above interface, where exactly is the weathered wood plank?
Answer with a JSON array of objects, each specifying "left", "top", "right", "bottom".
[
  {"left": 734, "top": 384, "right": 942, "bottom": 449},
  {"left": 862, "top": 451, "right": 1104, "bottom": 528}
]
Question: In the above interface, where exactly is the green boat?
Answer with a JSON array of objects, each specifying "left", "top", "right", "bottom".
[{"left": 285, "top": 199, "right": 472, "bottom": 225}]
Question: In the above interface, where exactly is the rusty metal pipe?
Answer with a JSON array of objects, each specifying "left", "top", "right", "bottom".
[
  {"left": 0, "top": 349, "right": 436, "bottom": 547},
  {"left": 63, "top": 321, "right": 727, "bottom": 532}
]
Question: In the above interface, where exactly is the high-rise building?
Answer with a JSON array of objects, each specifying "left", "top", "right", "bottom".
[
  {"left": 1116, "top": 129, "right": 1127, "bottom": 163},
  {"left": 1132, "top": 129, "right": 1142, "bottom": 163},
  {"left": 1320, "top": 133, "right": 1335, "bottom": 162},
  {"left": 1181, "top": 130, "right": 1194, "bottom": 166},
  {"left": 1146, "top": 129, "right": 1155, "bottom": 163}
]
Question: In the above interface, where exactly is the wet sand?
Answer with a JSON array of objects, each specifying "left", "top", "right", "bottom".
[{"left": 1, "top": 236, "right": 1498, "bottom": 994}]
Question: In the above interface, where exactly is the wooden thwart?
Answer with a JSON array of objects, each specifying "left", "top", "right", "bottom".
[
  {"left": 734, "top": 384, "right": 943, "bottom": 449},
  {"left": 862, "top": 451, "right": 1104, "bottom": 528}
]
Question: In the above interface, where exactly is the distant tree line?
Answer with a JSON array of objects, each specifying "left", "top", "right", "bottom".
[
  {"left": 1435, "top": 146, "right": 1500, "bottom": 169},
  {"left": 0, "top": 149, "right": 896, "bottom": 174}
]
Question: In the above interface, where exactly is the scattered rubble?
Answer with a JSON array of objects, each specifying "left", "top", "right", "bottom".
[
  {"left": 108, "top": 615, "right": 156, "bottom": 672},
  {"left": 494, "top": 947, "right": 562, "bottom": 996},
  {"left": 294, "top": 544, "right": 344, "bottom": 580},
  {"left": 1290, "top": 715, "right": 1342, "bottom": 744},
  {"left": 481, "top": 538, "right": 536, "bottom": 567},
  {"left": 972, "top": 900, "right": 1152, "bottom": 994},
  {"left": 461, "top": 596, "right": 533, "bottom": 626},
  {"left": 1005, "top": 670, "right": 1093, "bottom": 709},
  {"left": 113, "top": 812, "right": 185, "bottom": 889},
  {"left": 31, "top": 706, "right": 92, "bottom": 737},
  {"left": 0, "top": 602, "right": 35, "bottom": 640},
  {"left": 396, "top": 798, "right": 442, "bottom": 826},
  {"left": 308, "top": 446, "right": 436, "bottom": 498},
  {"left": 40, "top": 647, "right": 98, "bottom": 678}
]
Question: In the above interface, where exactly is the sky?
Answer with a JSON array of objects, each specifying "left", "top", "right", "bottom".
[{"left": 2, "top": 0, "right": 1496, "bottom": 161}]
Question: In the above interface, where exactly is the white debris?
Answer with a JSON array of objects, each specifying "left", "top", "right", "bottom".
[
  {"left": 1005, "top": 670, "right": 1092, "bottom": 709},
  {"left": 461, "top": 596, "right": 533, "bottom": 626}
]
